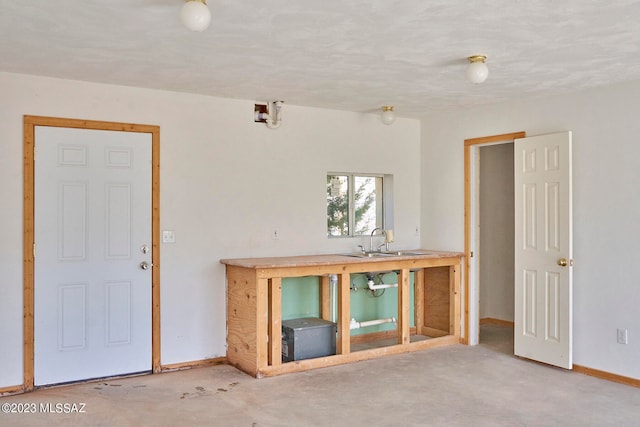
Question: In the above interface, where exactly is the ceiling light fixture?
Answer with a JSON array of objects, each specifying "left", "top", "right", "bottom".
[
  {"left": 467, "top": 55, "right": 489, "bottom": 84},
  {"left": 181, "top": 0, "right": 211, "bottom": 32},
  {"left": 381, "top": 106, "right": 396, "bottom": 125}
]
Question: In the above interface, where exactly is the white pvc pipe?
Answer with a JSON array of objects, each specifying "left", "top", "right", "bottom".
[
  {"left": 350, "top": 317, "right": 397, "bottom": 330},
  {"left": 367, "top": 280, "right": 398, "bottom": 291},
  {"left": 255, "top": 101, "right": 284, "bottom": 129},
  {"left": 329, "top": 274, "right": 338, "bottom": 323},
  {"left": 265, "top": 101, "right": 283, "bottom": 129}
]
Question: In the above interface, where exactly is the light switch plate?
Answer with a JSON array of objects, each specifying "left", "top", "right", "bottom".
[{"left": 162, "top": 230, "right": 176, "bottom": 243}]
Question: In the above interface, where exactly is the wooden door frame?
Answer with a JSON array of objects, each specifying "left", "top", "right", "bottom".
[
  {"left": 23, "top": 115, "right": 161, "bottom": 391},
  {"left": 463, "top": 131, "right": 525, "bottom": 345}
]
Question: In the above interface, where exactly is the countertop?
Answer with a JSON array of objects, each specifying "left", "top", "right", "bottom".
[{"left": 220, "top": 249, "right": 464, "bottom": 269}]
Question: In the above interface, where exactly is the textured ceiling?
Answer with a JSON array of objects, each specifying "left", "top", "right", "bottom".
[{"left": 2, "top": 1, "right": 640, "bottom": 118}]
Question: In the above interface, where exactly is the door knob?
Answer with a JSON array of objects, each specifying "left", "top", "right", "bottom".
[
  {"left": 557, "top": 258, "right": 568, "bottom": 267},
  {"left": 140, "top": 261, "right": 151, "bottom": 270}
]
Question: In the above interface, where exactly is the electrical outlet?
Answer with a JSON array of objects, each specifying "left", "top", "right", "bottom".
[
  {"left": 617, "top": 328, "right": 628, "bottom": 345},
  {"left": 162, "top": 230, "right": 176, "bottom": 243},
  {"left": 271, "top": 228, "right": 279, "bottom": 240}
]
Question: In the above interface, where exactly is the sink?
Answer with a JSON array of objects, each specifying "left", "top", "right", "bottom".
[
  {"left": 384, "top": 251, "right": 425, "bottom": 256},
  {"left": 341, "top": 252, "right": 398, "bottom": 258},
  {"left": 341, "top": 251, "right": 425, "bottom": 258}
]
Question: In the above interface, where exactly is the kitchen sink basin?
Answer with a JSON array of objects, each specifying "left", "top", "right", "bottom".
[
  {"left": 341, "top": 251, "right": 425, "bottom": 258},
  {"left": 341, "top": 252, "right": 398, "bottom": 258},
  {"left": 384, "top": 251, "right": 425, "bottom": 256}
]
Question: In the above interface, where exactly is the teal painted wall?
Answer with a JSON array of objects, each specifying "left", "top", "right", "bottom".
[
  {"left": 281, "top": 272, "right": 415, "bottom": 336},
  {"left": 281, "top": 276, "right": 321, "bottom": 320}
]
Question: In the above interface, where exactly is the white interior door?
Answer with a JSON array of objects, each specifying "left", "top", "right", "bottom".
[
  {"left": 514, "top": 131, "right": 573, "bottom": 369},
  {"left": 34, "top": 126, "right": 152, "bottom": 385}
]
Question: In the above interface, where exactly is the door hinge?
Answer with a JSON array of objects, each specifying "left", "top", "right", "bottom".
[
  {"left": 33, "top": 242, "right": 36, "bottom": 258},
  {"left": 470, "top": 251, "right": 474, "bottom": 258}
]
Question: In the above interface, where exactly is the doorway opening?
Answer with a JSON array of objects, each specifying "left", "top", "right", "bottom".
[
  {"left": 478, "top": 142, "right": 515, "bottom": 349},
  {"left": 463, "top": 132, "right": 525, "bottom": 347}
]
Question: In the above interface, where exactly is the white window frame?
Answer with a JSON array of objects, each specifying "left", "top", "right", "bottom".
[{"left": 327, "top": 172, "right": 393, "bottom": 238}]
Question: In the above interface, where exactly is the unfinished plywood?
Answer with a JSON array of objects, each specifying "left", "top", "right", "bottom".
[
  {"left": 423, "top": 266, "right": 451, "bottom": 335},
  {"left": 226, "top": 266, "right": 261, "bottom": 376},
  {"left": 397, "top": 268, "right": 411, "bottom": 346},
  {"left": 222, "top": 251, "right": 463, "bottom": 378},
  {"left": 268, "top": 277, "right": 282, "bottom": 368},
  {"left": 320, "top": 275, "right": 331, "bottom": 322}
]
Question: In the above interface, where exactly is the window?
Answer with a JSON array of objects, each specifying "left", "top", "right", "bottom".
[{"left": 327, "top": 173, "right": 386, "bottom": 237}]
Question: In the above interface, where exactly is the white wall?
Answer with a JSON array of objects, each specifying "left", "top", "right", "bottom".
[
  {"left": 0, "top": 72, "right": 421, "bottom": 388},
  {"left": 421, "top": 80, "right": 640, "bottom": 379}
]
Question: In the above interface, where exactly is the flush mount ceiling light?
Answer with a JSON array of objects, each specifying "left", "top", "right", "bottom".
[
  {"left": 381, "top": 106, "right": 396, "bottom": 125},
  {"left": 467, "top": 55, "right": 489, "bottom": 84},
  {"left": 181, "top": 0, "right": 211, "bottom": 32}
]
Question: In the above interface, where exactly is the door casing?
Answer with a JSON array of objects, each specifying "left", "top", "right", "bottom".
[{"left": 23, "top": 115, "right": 161, "bottom": 391}]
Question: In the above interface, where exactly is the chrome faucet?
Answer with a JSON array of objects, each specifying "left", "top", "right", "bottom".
[{"left": 370, "top": 227, "right": 386, "bottom": 252}]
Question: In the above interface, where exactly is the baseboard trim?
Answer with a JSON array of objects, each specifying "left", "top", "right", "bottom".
[
  {"left": 0, "top": 384, "right": 26, "bottom": 397},
  {"left": 573, "top": 364, "right": 640, "bottom": 388},
  {"left": 160, "top": 356, "right": 227, "bottom": 372},
  {"left": 480, "top": 317, "right": 514, "bottom": 327}
]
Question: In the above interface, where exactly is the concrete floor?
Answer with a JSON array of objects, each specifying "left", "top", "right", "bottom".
[{"left": 2, "top": 325, "right": 639, "bottom": 427}]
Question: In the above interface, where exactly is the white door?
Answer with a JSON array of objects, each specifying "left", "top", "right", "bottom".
[
  {"left": 514, "top": 131, "right": 573, "bottom": 369},
  {"left": 34, "top": 126, "right": 152, "bottom": 385}
]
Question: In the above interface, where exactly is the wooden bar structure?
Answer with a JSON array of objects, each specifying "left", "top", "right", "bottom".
[{"left": 221, "top": 250, "right": 463, "bottom": 378}]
